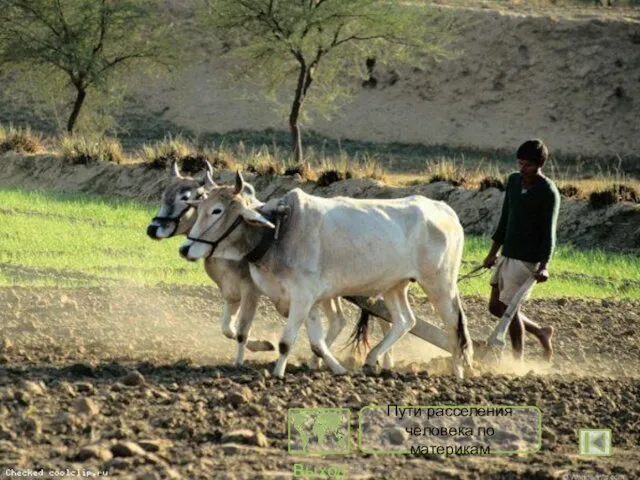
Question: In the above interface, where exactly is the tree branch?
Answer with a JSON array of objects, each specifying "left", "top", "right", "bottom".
[
  {"left": 92, "top": 0, "right": 108, "bottom": 56},
  {"left": 97, "top": 52, "right": 150, "bottom": 75},
  {"left": 7, "top": 0, "right": 62, "bottom": 38},
  {"left": 332, "top": 33, "right": 389, "bottom": 48}
]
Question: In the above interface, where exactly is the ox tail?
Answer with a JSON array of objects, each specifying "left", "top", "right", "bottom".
[
  {"left": 346, "top": 308, "right": 371, "bottom": 358},
  {"left": 456, "top": 292, "right": 474, "bottom": 370}
]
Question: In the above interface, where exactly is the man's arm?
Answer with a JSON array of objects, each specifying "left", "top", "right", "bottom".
[
  {"left": 535, "top": 185, "right": 561, "bottom": 282},
  {"left": 491, "top": 180, "right": 510, "bottom": 246},
  {"left": 484, "top": 176, "right": 511, "bottom": 267}
]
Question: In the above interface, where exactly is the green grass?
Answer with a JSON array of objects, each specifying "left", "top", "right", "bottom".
[
  {"left": 0, "top": 188, "right": 205, "bottom": 287},
  {"left": 1, "top": 187, "right": 638, "bottom": 300}
]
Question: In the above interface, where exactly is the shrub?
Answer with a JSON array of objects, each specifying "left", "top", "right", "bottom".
[
  {"left": 284, "top": 163, "right": 313, "bottom": 181},
  {"left": 316, "top": 169, "right": 352, "bottom": 187},
  {"left": 0, "top": 125, "right": 43, "bottom": 154},
  {"left": 428, "top": 174, "right": 466, "bottom": 187},
  {"left": 245, "top": 159, "right": 282, "bottom": 177},
  {"left": 59, "top": 135, "right": 123, "bottom": 165},
  {"left": 589, "top": 184, "right": 639, "bottom": 208},
  {"left": 140, "top": 135, "right": 194, "bottom": 170},
  {"left": 479, "top": 177, "right": 505, "bottom": 192},
  {"left": 559, "top": 184, "right": 581, "bottom": 198}
]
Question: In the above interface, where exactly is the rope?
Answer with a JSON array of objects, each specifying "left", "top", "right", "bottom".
[{"left": 458, "top": 263, "right": 489, "bottom": 283}]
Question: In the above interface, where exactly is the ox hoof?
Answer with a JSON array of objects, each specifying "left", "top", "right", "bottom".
[
  {"left": 222, "top": 329, "right": 237, "bottom": 340},
  {"left": 246, "top": 340, "right": 276, "bottom": 352},
  {"left": 307, "top": 356, "right": 323, "bottom": 370},
  {"left": 362, "top": 364, "right": 379, "bottom": 376},
  {"left": 331, "top": 366, "right": 348, "bottom": 376}
]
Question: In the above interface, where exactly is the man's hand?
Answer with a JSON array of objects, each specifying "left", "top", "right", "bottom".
[
  {"left": 484, "top": 241, "right": 501, "bottom": 269},
  {"left": 534, "top": 267, "right": 550, "bottom": 283},
  {"left": 483, "top": 254, "right": 498, "bottom": 269}
]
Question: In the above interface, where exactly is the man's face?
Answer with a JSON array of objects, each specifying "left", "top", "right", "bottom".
[{"left": 518, "top": 158, "right": 540, "bottom": 178}]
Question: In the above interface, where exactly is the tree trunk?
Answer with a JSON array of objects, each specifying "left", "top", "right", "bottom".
[
  {"left": 67, "top": 87, "right": 87, "bottom": 133},
  {"left": 289, "top": 65, "right": 308, "bottom": 163},
  {"left": 290, "top": 123, "right": 303, "bottom": 163}
]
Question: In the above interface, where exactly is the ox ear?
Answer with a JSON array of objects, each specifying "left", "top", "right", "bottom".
[
  {"left": 241, "top": 182, "right": 255, "bottom": 198},
  {"left": 239, "top": 206, "right": 275, "bottom": 229},
  {"left": 171, "top": 160, "right": 182, "bottom": 179},
  {"left": 234, "top": 170, "right": 245, "bottom": 195}
]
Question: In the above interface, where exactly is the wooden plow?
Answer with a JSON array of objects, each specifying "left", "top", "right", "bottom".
[{"left": 343, "top": 281, "right": 535, "bottom": 364}]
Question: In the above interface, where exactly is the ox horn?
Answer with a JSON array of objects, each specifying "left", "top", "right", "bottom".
[
  {"left": 171, "top": 160, "right": 181, "bottom": 178},
  {"left": 204, "top": 159, "right": 214, "bottom": 177},
  {"left": 234, "top": 170, "right": 245, "bottom": 195}
]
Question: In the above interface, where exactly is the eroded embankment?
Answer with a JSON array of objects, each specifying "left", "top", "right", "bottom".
[{"left": 1, "top": 152, "right": 639, "bottom": 254}]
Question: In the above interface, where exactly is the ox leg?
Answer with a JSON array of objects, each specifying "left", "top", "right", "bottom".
[
  {"left": 379, "top": 321, "right": 395, "bottom": 370},
  {"left": 234, "top": 291, "right": 260, "bottom": 366},
  {"left": 221, "top": 300, "right": 240, "bottom": 340},
  {"left": 308, "top": 298, "right": 348, "bottom": 370},
  {"left": 419, "top": 279, "right": 471, "bottom": 380},
  {"left": 364, "top": 282, "right": 415, "bottom": 371},
  {"left": 327, "top": 298, "right": 348, "bottom": 348},
  {"left": 306, "top": 304, "right": 348, "bottom": 375},
  {"left": 273, "top": 295, "right": 313, "bottom": 379}
]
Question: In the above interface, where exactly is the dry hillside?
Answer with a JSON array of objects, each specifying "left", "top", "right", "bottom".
[{"left": 131, "top": 3, "right": 640, "bottom": 162}]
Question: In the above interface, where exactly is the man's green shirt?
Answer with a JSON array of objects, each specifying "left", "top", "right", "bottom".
[{"left": 492, "top": 172, "right": 560, "bottom": 264}]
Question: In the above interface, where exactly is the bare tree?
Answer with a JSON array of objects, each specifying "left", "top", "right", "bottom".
[
  {"left": 0, "top": 0, "right": 173, "bottom": 133},
  {"left": 200, "top": 0, "right": 458, "bottom": 162}
]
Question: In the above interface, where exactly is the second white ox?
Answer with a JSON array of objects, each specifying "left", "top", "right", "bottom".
[{"left": 180, "top": 172, "right": 474, "bottom": 379}]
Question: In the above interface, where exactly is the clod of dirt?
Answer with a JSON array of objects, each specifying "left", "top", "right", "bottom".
[
  {"left": 221, "top": 429, "right": 269, "bottom": 448},
  {"left": 138, "top": 439, "right": 171, "bottom": 453},
  {"left": 226, "top": 387, "right": 253, "bottom": 408},
  {"left": 122, "top": 370, "right": 145, "bottom": 387},
  {"left": 20, "top": 418, "right": 41, "bottom": 439},
  {"left": 73, "top": 397, "right": 100, "bottom": 416},
  {"left": 75, "top": 445, "right": 114, "bottom": 462},
  {"left": 386, "top": 427, "right": 408, "bottom": 445},
  {"left": 75, "top": 382, "right": 95, "bottom": 394},
  {"left": 0, "top": 425, "right": 17, "bottom": 442},
  {"left": 67, "top": 362, "right": 95, "bottom": 376},
  {"left": 13, "top": 391, "right": 31, "bottom": 406},
  {"left": 0, "top": 337, "right": 12, "bottom": 352},
  {"left": 21, "top": 381, "right": 45, "bottom": 396},
  {"left": 111, "top": 441, "right": 148, "bottom": 458}
]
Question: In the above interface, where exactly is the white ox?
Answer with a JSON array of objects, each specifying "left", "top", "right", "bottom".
[
  {"left": 180, "top": 171, "right": 474, "bottom": 379},
  {"left": 148, "top": 163, "right": 395, "bottom": 369}
]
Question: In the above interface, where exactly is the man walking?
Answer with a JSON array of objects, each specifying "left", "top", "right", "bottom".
[{"left": 483, "top": 139, "right": 561, "bottom": 362}]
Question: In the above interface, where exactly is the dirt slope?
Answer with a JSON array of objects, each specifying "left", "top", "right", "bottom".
[{"left": 132, "top": 4, "right": 640, "bottom": 161}]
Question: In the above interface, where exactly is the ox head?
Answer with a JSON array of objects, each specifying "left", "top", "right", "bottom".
[
  {"left": 146, "top": 160, "right": 216, "bottom": 240},
  {"left": 179, "top": 171, "right": 273, "bottom": 261}
]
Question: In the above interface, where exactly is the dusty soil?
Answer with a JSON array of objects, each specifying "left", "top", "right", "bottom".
[{"left": 1, "top": 285, "right": 638, "bottom": 479}]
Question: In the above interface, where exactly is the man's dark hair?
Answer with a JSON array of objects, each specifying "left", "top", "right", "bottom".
[{"left": 516, "top": 139, "right": 549, "bottom": 167}]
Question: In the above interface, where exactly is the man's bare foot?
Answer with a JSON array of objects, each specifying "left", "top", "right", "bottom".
[{"left": 539, "top": 326, "right": 554, "bottom": 361}]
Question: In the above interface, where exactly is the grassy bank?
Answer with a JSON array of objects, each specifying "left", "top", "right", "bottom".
[{"left": 1, "top": 188, "right": 638, "bottom": 300}]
